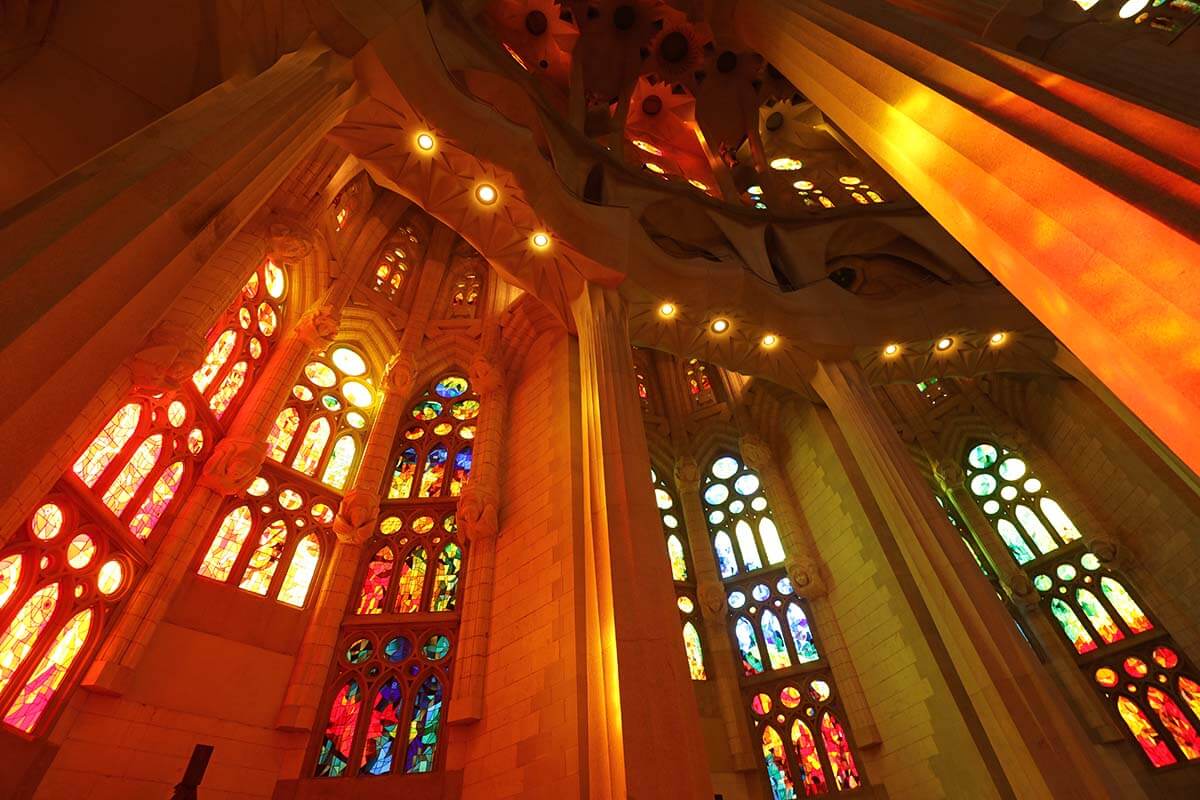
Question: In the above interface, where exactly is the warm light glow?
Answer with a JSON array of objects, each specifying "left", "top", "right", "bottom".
[
  {"left": 753, "top": 202, "right": 767, "bottom": 210},
  {"left": 839, "top": 176, "right": 861, "bottom": 186},
  {"left": 645, "top": 163, "right": 666, "bottom": 175},
  {"left": 632, "top": 139, "right": 664, "bottom": 156},
  {"left": 792, "top": 180, "right": 814, "bottom": 191},
  {"left": 769, "top": 157, "right": 804, "bottom": 171},
  {"left": 659, "top": 303, "right": 676, "bottom": 318},
  {"left": 884, "top": 343, "right": 900, "bottom": 357},
  {"left": 760, "top": 333, "right": 779, "bottom": 348},
  {"left": 990, "top": 332, "right": 1008, "bottom": 346},
  {"left": 935, "top": 337, "right": 954, "bottom": 352},
  {"left": 1072, "top": 0, "right": 1101, "bottom": 8},
  {"left": 688, "top": 179, "right": 709, "bottom": 191},
  {"left": 746, "top": 185, "right": 763, "bottom": 196},
  {"left": 710, "top": 318, "right": 730, "bottom": 334},
  {"left": 415, "top": 132, "right": 436, "bottom": 152},
  {"left": 1118, "top": 0, "right": 1148, "bottom": 16},
  {"left": 475, "top": 183, "right": 498, "bottom": 205},
  {"left": 531, "top": 232, "right": 551, "bottom": 250}
]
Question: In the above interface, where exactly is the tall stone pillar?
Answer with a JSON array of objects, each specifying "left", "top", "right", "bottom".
[
  {"left": 448, "top": 350, "right": 508, "bottom": 724},
  {"left": 83, "top": 301, "right": 344, "bottom": 695},
  {"left": 277, "top": 351, "right": 419, "bottom": 730},
  {"left": 740, "top": 432, "right": 881, "bottom": 747},
  {"left": 811, "top": 359, "right": 1114, "bottom": 798},
  {"left": 739, "top": 0, "right": 1200, "bottom": 477},
  {"left": 673, "top": 456, "right": 757, "bottom": 772},
  {"left": 0, "top": 43, "right": 358, "bottom": 501},
  {"left": 571, "top": 284, "right": 713, "bottom": 799}
]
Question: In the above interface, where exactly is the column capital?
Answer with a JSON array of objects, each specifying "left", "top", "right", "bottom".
[
  {"left": 266, "top": 216, "right": 315, "bottom": 260},
  {"left": 333, "top": 488, "right": 380, "bottom": 545},
  {"left": 126, "top": 321, "right": 207, "bottom": 393},
  {"left": 699, "top": 582, "right": 727, "bottom": 616},
  {"left": 294, "top": 301, "right": 341, "bottom": 351},
  {"left": 738, "top": 432, "right": 773, "bottom": 471},
  {"left": 1004, "top": 569, "right": 1041, "bottom": 612},
  {"left": 673, "top": 455, "right": 701, "bottom": 493},
  {"left": 457, "top": 483, "right": 501, "bottom": 543},
  {"left": 786, "top": 553, "right": 828, "bottom": 599},
  {"left": 468, "top": 352, "right": 506, "bottom": 398},
  {"left": 383, "top": 351, "right": 420, "bottom": 399},
  {"left": 198, "top": 437, "right": 266, "bottom": 495},
  {"left": 932, "top": 459, "right": 966, "bottom": 493}
]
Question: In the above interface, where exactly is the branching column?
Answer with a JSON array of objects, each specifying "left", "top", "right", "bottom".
[
  {"left": 277, "top": 351, "right": 418, "bottom": 730},
  {"left": 448, "top": 349, "right": 508, "bottom": 724},
  {"left": 811, "top": 359, "right": 1113, "bottom": 798},
  {"left": 84, "top": 299, "right": 344, "bottom": 695},
  {"left": 740, "top": 433, "right": 881, "bottom": 747},
  {"left": 571, "top": 284, "right": 713, "bottom": 799},
  {"left": 673, "top": 456, "right": 756, "bottom": 772}
]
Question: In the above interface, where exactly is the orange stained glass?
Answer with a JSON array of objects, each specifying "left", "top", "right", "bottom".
[
  {"left": 127, "top": 461, "right": 183, "bottom": 540},
  {"left": 266, "top": 408, "right": 300, "bottom": 462},
  {"left": 292, "top": 417, "right": 331, "bottom": 476},
  {"left": 1101, "top": 577, "right": 1153, "bottom": 634},
  {"left": 209, "top": 361, "right": 248, "bottom": 418},
  {"left": 1076, "top": 588, "right": 1124, "bottom": 645},
  {"left": 3, "top": 608, "right": 92, "bottom": 733},
  {"left": 1118, "top": 695, "right": 1176, "bottom": 767},
  {"left": 389, "top": 448, "right": 418, "bottom": 499},
  {"left": 197, "top": 506, "right": 254, "bottom": 582},
  {"left": 1050, "top": 598, "right": 1097, "bottom": 654},
  {"left": 1180, "top": 677, "right": 1200, "bottom": 725},
  {"left": 73, "top": 403, "right": 140, "bottom": 487},
  {"left": 820, "top": 712, "right": 861, "bottom": 791},
  {"left": 100, "top": 435, "right": 163, "bottom": 516},
  {"left": 682, "top": 622, "right": 706, "bottom": 680},
  {"left": 0, "top": 583, "right": 59, "bottom": 695},
  {"left": 31, "top": 504, "right": 63, "bottom": 541},
  {"left": 1147, "top": 686, "right": 1200, "bottom": 760},
  {"left": 357, "top": 547, "right": 393, "bottom": 615},
  {"left": 395, "top": 548, "right": 427, "bottom": 613},
  {"left": 0, "top": 555, "right": 20, "bottom": 610},
  {"left": 193, "top": 329, "right": 237, "bottom": 393},
  {"left": 791, "top": 719, "right": 828, "bottom": 795},
  {"left": 321, "top": 435, "right": 356, "bottom": 489},
  {"left": 418, "top": 446, "right": 447, "bottom": 498},
  {"left": 278, "top": 534, "right": 320, "bottom": 607},
  {"left": 264, "top": 259, "right": 286, "bottom": 298},
  {"left": 238, "top": 519, "right": 290, "bottom": 595}
]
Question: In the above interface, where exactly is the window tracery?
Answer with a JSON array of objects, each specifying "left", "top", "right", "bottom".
[
  {"left": 266, "top": 345, "right": 376, "bottom": 490},
  {"left": 964, "top": 439, "right": 1200, "bottom": 770},
  {"left": 685, "top": 359, "right": 719, "bottom": 408},
  {"left": 702, "top": 453, "right": 863, "bottom": 795},
  {"left": 652, "top": 468, "right": 705, "bottom": 680},
  {"left": 386, "top": 376, "right": 478, "bottom": 501},
  {"left": 369, "top": 225, "right": 425, "bottom": 305}
]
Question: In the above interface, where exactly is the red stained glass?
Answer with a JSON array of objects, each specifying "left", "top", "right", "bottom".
[
  {"left": 3, "top": 609, "right": 92, "bottom": 732},
  {"left": 0, "top": 584, "right": 59, "bottom": 695},
  {"left": 357, "top": 547, "right": 394, "bottom": 615},
  {"left": 127, "top": 461, "right": 183, "bottom": 540},
  {"left": 100, "top": 435, "right": 163, "bottom": 517},
  {"left": 1180, "top": 677, "right": 1200, "bottom": 724},
  {"left": 315, "top": 680, "right": 361, "bottom": 777},
  {"left": 1147, "top": 686, "right": 1200, "bottom": 760},
  {"left": 791, "top": 719, "right": 828, "bottom": 796},
  {"left": 1117, "top": 696, "right": 1176, "bottom": 767},
  {"left": 73, "top": 404, "right": 140, "bottom": 487},
  {"left": 266, "top": 408, "right": 300, "bottom": 462},
  {"left": 820, "top": 712, "right": 861, "bottom": 791}
]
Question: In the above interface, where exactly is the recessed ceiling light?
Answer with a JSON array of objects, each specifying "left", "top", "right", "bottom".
[
  {"left": 935, "top": 337, "right": 954, "bottom": 351},
  {"left": 769, "top": 157, "right": 804, "bottom": 171},
  {"left": 839, "top": 176, "right": 861, "bottom": 186},
  {"left": 761, "top": 333, "right": 779, "bottom": 348},
  {"left": 710, "top": 318, "right": 730, "bottom": 334},
  {"left": 659, "top": 303, "right": 676, "bottom": 318},
  {"left": 645, "top": 163, "right": 666, "bottom": 175},
  {"left": 989, "top": 332, "right": 1007, "bottom": 346},
  {"left": 475, "top": 183, "right": 498, "bottom": 205},
  {"left": 531, "top": 232, "right": 551, "bottom": 249},
  {"left": 884, "top": 343, "right": 900, "bottom": 357},
  {"left": 415, "top": 132, "right": 436, "bottom": 152}
]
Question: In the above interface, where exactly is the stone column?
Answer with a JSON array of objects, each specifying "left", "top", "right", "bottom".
[
  {"left": 276, "top": 351, "right": 418, "bottom": 730},
  {"left": 739, "top": 0, "right": 1200, "bottom": 477},
  {"left": 0, "top": 43, "right": 358, "bottom": 501},
  {"left": 448, "top": 350, "right": 508, "bottom": 725},
  {"left": 811, "top": 359, "right": 1114, "bottom": 798},
  {"left": 673, "top": 456, "right": 757, "bottom": 772},
  {"left": 83, "top": 301, "right": 343, "bottom": 695},
  {"left": 571, "top": 284, "right": 713, "bottom": 799},
  {"left": 740, "top": 432, "right": 881, "bottom": 747}
]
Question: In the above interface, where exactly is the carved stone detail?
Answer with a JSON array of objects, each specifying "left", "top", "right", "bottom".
[
  {"left": 739, "top": 433, "right": 773, "bottom": 471},
  {"left": 673, "top": 456, "right": 700, "bottom": 493},
  {"left": 1090, "top": 537, "right": 1122, "bottom": 567},
  {"left": 786, "top": 554, "right": 828, "bottom": 598},
  {"left": 126, "top": 322, "right": 207, "bottom": 392},
  {"left": 699, "top": 583, "right": 727, "bottom": 615},
  {"left": 384, "top": 351, "right": 419, "bottom": 398},
  {"left": 932, "top": 460, "right": 965, "bottom": 492},
  {"left": 457, "top": 485, "right": 500, "bottom": 543},
  {"left": 199, "top": 437, "right": 267, "bottom": 495},
  {"left": 295, "top": 303, "right": 341, "bottom": 350},
  {"left": 468, "top": 353, "right": 504, "bottom": 397},
  {"left": 267, "top": 219, "right": 314, "bottom": 260},
  {"left": 333, "top": 489, "right": 381, "bottom": 545},
  {"left": 1005, "top": 570, "right": 1041, "bottom": 611}
]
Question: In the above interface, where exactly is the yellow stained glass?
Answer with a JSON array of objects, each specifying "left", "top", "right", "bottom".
[
  {"left": 31, "top": 504, "right": 63, "bottom": 541},
  {"left": 127, "top": 461, "right": 184, "bottom": 540},
  {"left": 0, "top": 555, "right": 21, "bottom": 611},
  {"left": 198, "top": 506, "right": 254, "bottom": 582},
  {"left": 293, "top": 418, "right": 331, "bottom": 476},
  {"left": 3, "top": 609, "right": 92, "bottom": 733},
  {"left": 683, "top": 622, "right": 706, "bottom": 680},
  {"left": 100, "top": 435, "right": 163, "bottom": 516},
  {"left": 0, "top": 583, "right": 59, "bottom": 695},
  {"left": 321, "top": 436, "right": 357, "bottom": 489},
  {"left": 331, "top": 348, "right": 367, "bottom": 376},
  {"left": 266, "top": 408, "right": 300, "bottom": 462},
  {"left": 667, "top": 535, "right": 688, "bottom": 581},
  {"left": 73, "top": 403, "right": 140, "bottom": 487},
  {"left": 278, "top": 534, "right": 320, "bottom": 607},
  {"left": 209, "top": 361, "right": 248, "bottom": 418},
  {"left": 239, "top": 519, "right": 289, "bottom": 595},
  {"left": 264, "top": 259, "right": 286, "bottom": 298},
  {"left": 193, "top": 330, "right": 237, "bottom": 393},
  {"left": 96, "top": 560, "right": 123, "bottom": 595},
  {"left": 342, "top": 381, "right": 373, "bottom": 409}
]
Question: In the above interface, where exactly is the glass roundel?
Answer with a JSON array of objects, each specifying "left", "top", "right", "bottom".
[
  {"left": 701, "top": 454, "right": 786, "bottom": 577},
  {"left": 387, "top": 374, "right": 479, "bottom": 501}
]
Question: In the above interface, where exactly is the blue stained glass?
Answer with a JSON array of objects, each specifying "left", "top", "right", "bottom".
[
  {"left": 361, "top": 678, "right": 404, "bottom": 775},
  {"left": 435, "top": 376, "right": 468, "bottom": 398},
  {"left": 736, "top": 617, "right": 765, "bottom": 675},
  {"left": 714, "top": 532, "right": 737, "bottom": 578},
  {"left": 405, "top": 675, "right": 444, "bottom": 773},
  {"left": 423, "top": 634, "right": 451, "bottom": 660},
  {"left": 786, "top": 603, "right": 819, "bottom": 663},
  {"left": 384, "top": 636, "right": 412, "bottom": 662}
]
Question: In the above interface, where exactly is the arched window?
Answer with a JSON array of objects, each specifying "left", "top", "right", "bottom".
[
  {"left": 0, "top": 258, "right": 290, "bottom": 736},
  {"left": 651, "top": 467, "right": 706, "bottom": 681},
  {"left": 702, "top": 452, "right": 863, "bottom": 792},
  {"left": 387, "top": 375, "right": 479, "bottom": 500},
  {"left": 195, "top": 473, "right": 334, "bottom": 608},
  {"left": 311, "top": 631, "right": 452, "bottom": 778},
  {"left": 266, "top": 345, "right": 375, "bottom": 489},
  {"left": 684, "top": 359, "right": 718, "bottom": 408},
  {"left": 964, "top": 439, "right": 1200, "bottom": 770}
]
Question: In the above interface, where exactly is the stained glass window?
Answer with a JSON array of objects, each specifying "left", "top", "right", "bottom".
[
  {"left": 368, "top": 226, "right": 425, "bottom": 304},
  {"left": 965, "top": 441, "right": 1200, "bottom": 770},
  {"left": 266, "top": 345, "right": 375, "bottom": 489},
  {"left": 387, "top": 374, "right": 479, "bottom": 500},
  {"left": 684, "top": 359, "right": 718, "bottom": 408},
  {"left": 700, "top": 453, "right": 862, "bottom": 792},
  {"left": 650, "top": 467, "right": 707, "bottom": 681},
  {"left": 195, "top": 472, "right": 333, "bottom": 608}
]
